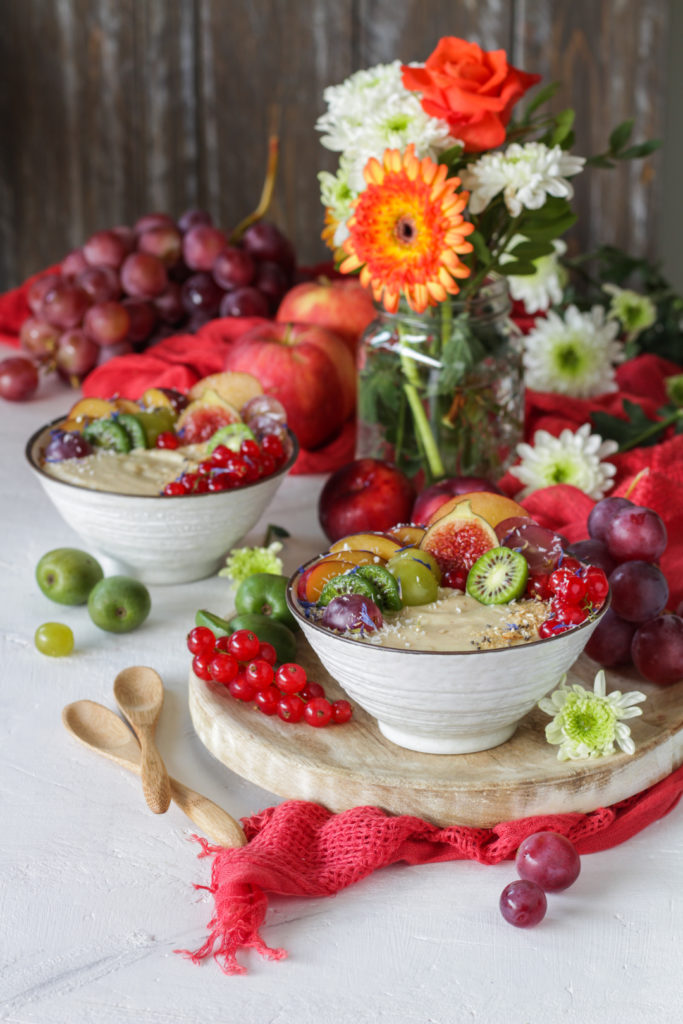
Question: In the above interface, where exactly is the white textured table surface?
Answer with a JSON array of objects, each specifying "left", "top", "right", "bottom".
[{"left": 2, "top": 372, "right": 682, "bottom": 1024}]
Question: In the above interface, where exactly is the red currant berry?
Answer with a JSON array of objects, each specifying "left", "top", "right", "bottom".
[
  {"left": 192, "top": 652, "right": 213, "bottom": 681},
  {"left": 548, "top": 566, "right": 573, "bottom": 595},
  {"left": 163, "top": 481, "right": 186, "bottom": 496},
  {"left": 275, "top": 662, "right": 307, "bottom": 695},
  {"left": 228, "top": 629, "right": 261, "bottom": 662},
  {"left": 277, "top": 694, "right": 306, "bottom": 723},
  {"left": 552, "top": 599, "right": 587, "bottom": 625},
  {"left": 538, "top": 618, "right": 568, "bottom": 639},
  {"left": 584, "top": 565, "right": 609, "bottom": 605},
  {"left": 209, "top": 652, "right": 239, "bottom": 685},
  {"left": 300, "top": 681, "right": 325, "bottom": 702},
  {"left": 207, "top": 474, "right": 231, "bottom": 492},
  {"left": 245, "top": 658, "right": 275, "bottom": 689},
  {"left": 259, "top": 453, "right": 277, "bottom": 477},
  {"left": 228, "top": 673, "right": 257, "bottom": 703},
  {"left": 304, "top": 697, "right": 333, "bottom": 728},
  {"left": 560, "top": 557, "right": 582, "bottom": 573},
  {"left": 186, "top": 625, "right": 216, "bottom": 655},
  {"left": 156, "top": 431, "right": 179, "bottom": 449},
  {"left": 241, "top": 439, "right": 261, "bottom": 460},
  {"left": 198, "top": 459, "right": 214, "bottom": 476},
  {"left": 331, "top": 699, "right": 353, "bottom": 724},
  {"left": 181, "top": 472, "right": 198, "bottom": 492},
  {"left": 442, "top": 568, "right": 467, "bottom": 590},
  {"left": 214, "top": 635, "right": 232, "bottom": 652},
  {"left": 258, "top": 641, "right": 277, "bottom": 665},
  {"left": 255, "top": 685, "right": 281, "bottom": 715},
  {"left": 261, "top": 433, "right": 285, "bottom": 460},
  {"left": 194, "top": 477, "right": 210, "bottom": 494},
  {"left": 210, "top": 444, "right": 232, "bottom": 466}
]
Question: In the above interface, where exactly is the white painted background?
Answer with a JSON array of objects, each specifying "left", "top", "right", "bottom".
[{"left": 2, "top": 368, "right": 682, "bottom": 1024}]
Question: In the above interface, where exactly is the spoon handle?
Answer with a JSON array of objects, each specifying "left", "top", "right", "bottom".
[
  {"left": 168, "top": 778, "right": 247, "bottom": 847},
  {"left": 138, "top": 726, "right": 172, "bottom": 814}
]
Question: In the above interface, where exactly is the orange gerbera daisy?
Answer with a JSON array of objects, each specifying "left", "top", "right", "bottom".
[{"left": 339, "top": 144, "right": 474, "bottom": 313}]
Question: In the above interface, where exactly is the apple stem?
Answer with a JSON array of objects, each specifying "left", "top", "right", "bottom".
[{"left": 230, "top": 134, "right": 280, "bottom": 243}]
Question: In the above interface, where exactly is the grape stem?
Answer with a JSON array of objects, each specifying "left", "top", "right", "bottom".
[{"left": 230, "top": 135, "right": 280, "bottom": 243}]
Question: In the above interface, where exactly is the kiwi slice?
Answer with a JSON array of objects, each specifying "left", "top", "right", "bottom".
[
  {"left": 355, "top": 564, "right": 402, "bottom": 611},
  {"left": 466, "top": 547, "right": 528, "bottom": 605},
  {"left": 116, "top": 412, "right": 148, "bottom": 449},
  {"left": 207, "top": 423, "right": 255, "bottom": 454},
  {"left": 83, "top": 418, "right": 132, "bottom": 453},
  {"left": 318, "top": 571, "right": 380, "bottom": 607}
]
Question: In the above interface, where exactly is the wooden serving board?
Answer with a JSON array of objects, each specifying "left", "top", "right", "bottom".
[{"left": 189, "top": 634, "right": 683, "bottom": 827}]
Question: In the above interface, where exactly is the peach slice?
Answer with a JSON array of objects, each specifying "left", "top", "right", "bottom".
[
  {"left": 328, "top": 532, "right": 402, "bottom": 561},
  {"left": 387, "top": 524, "right": 426, "bottom": 547},
  {"left": 296, "top": 558, "right": 357, "bottom": 603},
  {"left": 427, "top": 491, "right": 530, "bottom": 529},
  {"left": 420, "top": 500, "right": 498, "bottom": 574},
  {"left": 115, "top": 398, "right": 143, "bottom": 415},
  {"left": 188, "top": 371, "right": 263, "bottom": 411},
  {"left": 139, "top": 387, "right": 177, "bottom": 412},
  {"left": 324, "top": 549, "right": 386, "bottom": 566},
  {"left": 65, "top": 397, "right": 118, "bottom": 422}
]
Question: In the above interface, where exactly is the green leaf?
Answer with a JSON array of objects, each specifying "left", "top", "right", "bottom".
[
  {"left": 508, "top": 239, "right": 557, "bottom": 259},
  {"left": 585, "top": 155, "right": 616, "bottom": 169},
  {"left": 542, "top": 109, "right": 575, "bottom": 147},
  {"left": 609, "top": 120, "right": 634, "bottom": 153},
  {"left": 264, "top": 523, "right": 290, "bottom": 546},
  {"left": 519, "top": 198, "right": 577, "bottom": 241},
  {"left": 617, "top": 139, "right": 662, "bottom": 160},
  {"left": 438, "top": 143, "right": 464, "bottom": 165},
  {"left": 469, "top": 229, "right": 493, "bottom": 266},
  {"left": 498, "top": 260, "right": 538, "bottom": 277},
  {"left": 521, "top": 82, "right": 560, "bottom": 122},
  {"left": 590, "top": 399, "right": 681, "bottom": 452}
]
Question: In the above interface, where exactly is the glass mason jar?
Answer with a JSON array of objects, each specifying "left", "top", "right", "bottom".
[{"left": 356, "top": 277, "right": 524, "bottom": 487}]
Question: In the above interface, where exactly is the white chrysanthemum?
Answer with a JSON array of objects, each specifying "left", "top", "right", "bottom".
[
  {"left": 316, "top": 62, "right": 408, "bottom": 150},
  {"left": 461, "top": 142, "right": 585, "bottom": 216},
  {"left": 501, "top": 237, "right": 567, "bottom": 313},
  {"left": 522, "top": 304, "right": 624, "bottom": 397},
  {"left": 603, "top": 283, "right": 657, "bottom": 340},
  {"left": 514, "top": 424, "right": 618, "bottom": 499},
  {"left": 539, "top": 670, "right": 646, "bottom": 762},
  {"left": 318, "top": 159, "right": 355, "bottom": 246}
]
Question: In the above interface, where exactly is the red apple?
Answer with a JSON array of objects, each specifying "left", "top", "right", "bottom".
[
  {"left": 318, "top": 458, "right": 416, "bottom": 542},
  {"left": 412, "top": 476, "right": 503, "bottom": 526},
  {"left": 223, "top": 322, "right": 356, "bottom": 449},
  {"left": 276, "top": 278, "right": 376, "bottom": 356}
]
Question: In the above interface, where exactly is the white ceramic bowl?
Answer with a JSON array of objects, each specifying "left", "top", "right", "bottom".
[
  {"left": 287, "top": 564, "right": 609, "bottom": 755},
  {"left": 26, "top": 420, "right": 298, "bottom": 585}
]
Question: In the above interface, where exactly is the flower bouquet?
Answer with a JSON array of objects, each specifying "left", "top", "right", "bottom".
[{"left": 316, "top": 37, "right": 660, "bottom": 486}]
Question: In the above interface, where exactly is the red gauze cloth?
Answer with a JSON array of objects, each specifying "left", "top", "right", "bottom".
[{"left": 178, "top": 765, "right": 683, "bottom": 974}]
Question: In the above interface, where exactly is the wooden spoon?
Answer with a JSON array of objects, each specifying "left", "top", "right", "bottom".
[
  {"left": 113, "top": 666, "right": 172, "bottom": 814},
  {"left": 62, "top": 699, "right": 246, "bottom": 847}
]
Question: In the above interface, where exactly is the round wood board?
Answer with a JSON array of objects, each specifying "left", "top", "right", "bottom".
[{"left": 189, "top": 634, "right": 683, "bottom": 827}]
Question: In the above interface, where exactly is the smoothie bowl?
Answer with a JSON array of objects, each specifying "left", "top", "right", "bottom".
[
  {"left": 26, "top": 375, "right": 298, "bottom": 585},
  {"left": 286, "top": 498, "right": 610, "bottom": 754}
]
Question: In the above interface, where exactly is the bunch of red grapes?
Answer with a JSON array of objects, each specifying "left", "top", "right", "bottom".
[
  {"left": 0, "top": 212, "right": 296, "bottom": 402},
  {"left": 568, "top": 496, "right": 683, "bottom": 685}
]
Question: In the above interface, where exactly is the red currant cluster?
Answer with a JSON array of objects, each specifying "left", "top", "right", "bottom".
[
  {"left": 535, "top": 559, "right": 609, "bottom": 639},
  {"left": 187, "top": 626, "right": 353, "bottom": 727},
  {"left": 163, "top": 434, "right": 287, "bottom": 496}
]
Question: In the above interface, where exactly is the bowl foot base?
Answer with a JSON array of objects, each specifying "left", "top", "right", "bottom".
[{"left": 377, "top": 720, "right": 517, "bottom": 755}]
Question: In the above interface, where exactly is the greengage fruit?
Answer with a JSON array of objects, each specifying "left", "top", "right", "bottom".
[
  {"left": 87, "top": 575, "right": 151, "bottom": 633},
  {"left": 36, "top": 547, "right": 104, "bottom": 605}
]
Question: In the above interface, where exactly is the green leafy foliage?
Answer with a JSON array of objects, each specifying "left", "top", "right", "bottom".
[{"left": 590, "top": 399, "right": 683, "bottom": 452}]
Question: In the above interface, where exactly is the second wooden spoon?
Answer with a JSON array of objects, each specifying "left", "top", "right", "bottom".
[{"left": 113, "top": 666, "right": 171, "bottom": 814}]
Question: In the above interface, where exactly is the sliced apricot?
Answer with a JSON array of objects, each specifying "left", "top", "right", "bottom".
[
  {"left": 188, "top": 371, "right": 263, "bottom": 411},
  {"left": 66, "top": 397, "right": 118, "bottom": 422},
  {"left": 324, "top": 549, "right": 386, "bottom": 566},
  {"left": 296, "top": 558, "right": 357, "bottom": 603},
  {"left": 140, "top": 387, "right": 176, "bottom": 412},
  {"left": 328, "top": 532, "right": 402, "bottom": 561},
  {"left": 387, "top": 524, "right": 426, "bottom": 547},
  {"left": 115, "top": 397, "right": 143, "bottom": 415},
  {"left": 427, "top": 491, "right": 530, "bottom": 529}
]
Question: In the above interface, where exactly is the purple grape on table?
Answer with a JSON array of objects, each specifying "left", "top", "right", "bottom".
[
  {"left": 609, "top": 561, "right": 669, "bottom": 623},
  {"left": 515, "top": 831, "right": 580, "bottom": 892},
  {"left": 241, "top": 220, "right": 295, "bottom": 272},
  {"left": 83, "top": 229, "right": 128, "bottom": 269},
  {"left": 631, "top": 615, "right": 683, "bottom": 686},
  {"left": 219, "top": 286, "right": 270, "bottom": 318},
  {"left": 0, "top": 356, "right": 39, "bottom": 401},
  {"left": 20, "top": 318, "right": 60, "bottom": 364},
  {"left": 499, "top": 879, "right": 547, "bottom": 928},
  {"left": 501, "top": 521, "right": 566, "bottom": 573},
  {"left": 120, "top": 252, "right": 168, "bottom": 299},
  {"left": 584, "top": 608, "right": 637, "bottom": 667},
  {"left": 83, "top": 301, "right": 131, "bottom": 347},
  {"left": 44, "top": 429, "right": 93, "bottom": 460},
  {"left": 564, "top": 538, "right": 617, "bottom": 576},
  {"left": 153, "top": 283, "right": 185, "bottom": 325},
  {"left": 182, "top": 224, "right": 228, "bottom": 271},
  {"left": 77, "top": 264, "right": 121, "bottom": 303},
  {"left": 605, "top": 505, "right": 667, "bottom": 563},
  {"left": 42, "top": 282, "right": 91, "bottom": 329},
  {"left": 321, "top": 593, "right": 383, "bottom": 634},
  {"left": 212, "top": 246, "right": 255, "bottom": 290},
  {"left": 180, "top": 272, "right": 224, "bottom": 316},
  {"left": 587, "top": 496, "right": 633, "bottom": 543}
]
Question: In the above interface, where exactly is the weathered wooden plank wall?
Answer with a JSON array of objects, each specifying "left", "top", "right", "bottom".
[{"left": 0, "top": 0, "right": 670, "bottom": 290}]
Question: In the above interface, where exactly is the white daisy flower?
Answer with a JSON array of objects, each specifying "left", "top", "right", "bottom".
[
  {"left": 522, "top": 304, "right": 624, "bottom": 397},
  {"left": 514, "top": 424, "right": 618, "bottom": 499},
  {"left": 603, "top": 283, "right": 657, "bottom": 341},
  {"left": 318, "top": 159, "right": 356, "bottom": 246},
  {"left": 502, "top": 237, "right": 567, "bottom": 313},
  {"left": 461, "top": 142, "right": 585, "bottom": 217},
  {"left": 539, "top": 669, "right": 646, "bottom": 761}
]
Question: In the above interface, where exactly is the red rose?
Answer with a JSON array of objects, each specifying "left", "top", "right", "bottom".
[{"left": 402, "top": 38, "right": 540, "bottom": 153}]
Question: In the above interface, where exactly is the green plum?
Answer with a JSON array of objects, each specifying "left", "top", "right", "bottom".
[
  {"left": 36, "top": 547, "right": 104, "bottom": 605},
  {"left": 386, "top": 548, "right": 441, "bottom": 606},
  {"left": 87, "top": 576, "right": 151, "bottom": 633},
  {"left": 234, "top": 573, "right": 298, "bottom": 631}
]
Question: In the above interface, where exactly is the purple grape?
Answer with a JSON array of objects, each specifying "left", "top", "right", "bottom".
[
  {"left": 242, "top": 394, "right": 287, "bottom": 423},
  {"left": 182, "top": 224, "right": 228, "bottom": 271},
  {"left": 83, "top": 230, "right": 128, "bottom": 269},
  {"left": 42, "top": 282, "right": 91, "bottom": 329},
  {"left": 609, "top": 561, "right": 669, "bottom": 622},
  {"left": 153, "top": 283, "right": 185, "bottom": 325},
  {"left": 122, "top": 298, "right": 158, "bottom": 342},
  {"left": 631, "top": 615, "right": 683, "bottom": 685},
  {"left": 587, "top": 496, "right": 633, "bottom": 543},
  {"left": 138, "top": 225, "right": 183, "bottom": 267},
  {"left": 605, "top": 505, "right": 668, "bottom": 563},
  {"left": 584, "top": 609, "right": 637, "bottom": 667},
  {"left": 56, "top": 329, "right": 100, "bottom": 376},
  {"left": 219, "top": 286, "right": 270, "bottom": 318},
  {"left": 321, "top": 594, "right": 383, "bottom": 634},
  {"left": 501, "top": 521, "right": 566, "bottom": 573},
  {"left": 564, "top": 538, "right": 617, "bottom": 576},
  {"left": 180, "top": 272, "right": 224, "bottom": 316},
  {"left": 212, "top": 246, "right": 256, "bottom": 290},
  {"left": 44, "top": 429, "right": 93, "bottom": 460},
  {"left": 133, "top": 212, "right": 176, "bottom": 234},
  {"left": 254, "top": 260, "right": 290, "bottom": 311},
  {"left": 241, "top": 220, "right": 295, "bottom": 272},
  {"left": 0, "top": 357, "right": 39, "bottom": 401},
  {"left": 83, "top": 301, "right": 131, "bottom": 346},
  {"left": 61, "top": 248, "right": 88, "bottom": 277},
  {"left": 77, "top": 264, "right": 121, "bottom": 303},
  {"left": 178, "top": 208, "right": 213, "bottom": 232},
  {"left": 19, "top": 318, "right": 60, "bottom": 364},
  {"left": 499, "top": 880, "right": 547, "bottom": 928},
  {"left": 120, "top": 252, "right": 168, "bottom": 298},
  {"left": 27, "top": 273, "right": 62, "bottom": 315},
  {"left": 515, "top": 832, "right": 580, "bottom": 892}
]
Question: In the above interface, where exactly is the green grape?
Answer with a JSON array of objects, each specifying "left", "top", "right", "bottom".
[
  {"left": 35, "top": 622, "right": 74, "bottom": 657},
  {"left": 386, "top": 549, "right": 441, "bottom": 606}
]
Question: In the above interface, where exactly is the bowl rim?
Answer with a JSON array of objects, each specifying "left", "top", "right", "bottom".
[
  {"left": 25, "top": 417, "right": 299, "bottom": 500},
  {"left": 286, "top": 554, "right": 610, "bottom": 657}
]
